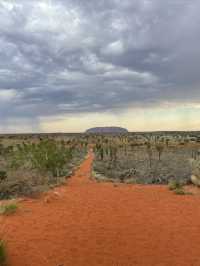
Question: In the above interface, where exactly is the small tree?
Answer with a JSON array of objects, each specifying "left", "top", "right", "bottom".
[
  {"left": 146, "top": 142, "right": 153, "bottom": 168},
  {"left": 155, "top": 143, "right": 164, "bottom": 161},
  {"left": 109, "top": 145, "right": 117, "bottom": 163},
  {"left": 99, "top": 147, "right": 104, "bottom": 161}
]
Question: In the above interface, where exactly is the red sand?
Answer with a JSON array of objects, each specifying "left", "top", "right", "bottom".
[{"left": 1, "top": 151, "right": 200, "bottom": 266}]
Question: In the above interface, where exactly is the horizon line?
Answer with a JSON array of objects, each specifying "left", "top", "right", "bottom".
[{"left": 1, "top": 130, "right": 200, "bottom": 135}]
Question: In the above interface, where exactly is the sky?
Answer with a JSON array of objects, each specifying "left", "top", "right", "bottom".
[{"left": 0, "top": 0, "right": 200, "bottom": 133}]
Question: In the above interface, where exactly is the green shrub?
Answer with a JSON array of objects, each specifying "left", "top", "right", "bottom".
[
  {"left": 10, "top": 139, "right": 74, "bottom": 178},
  {"left": 0, "top": 240, "right": 6, "bottom": 265},
  {"left": 174, "top": 188, "right": 193, "bottom": 195},
  {"left": 0, "top": 203, "right": 18, "bottom": 215},
  {"left": 174, "top": 188, "right": 186, "bottom": 195},
  {"left": 168, "top": 180, "right": 183, "bottom": 191},
  {"left": 0, "top": 180, "right": 33, "bottom": 200}
]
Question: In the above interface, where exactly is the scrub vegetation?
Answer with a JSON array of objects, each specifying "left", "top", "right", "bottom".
[{"left": 0, "top": 134, "right": 88, "bottom": 199}]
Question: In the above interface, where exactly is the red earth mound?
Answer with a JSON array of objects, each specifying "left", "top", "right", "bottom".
[{"left": 1, "top": 150, "right": 200, "bottom": 266}]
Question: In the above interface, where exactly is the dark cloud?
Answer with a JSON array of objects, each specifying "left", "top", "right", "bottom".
[{"left": 0, "top": 0, "right": 200, "bottom": 130}]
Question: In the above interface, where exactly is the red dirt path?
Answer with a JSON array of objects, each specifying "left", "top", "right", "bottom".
[{"left": 1, "top": 151, "right": 200, "bottom": 266}]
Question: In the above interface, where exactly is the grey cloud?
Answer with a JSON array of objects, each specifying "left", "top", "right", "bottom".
[{"left": 0, "top": 0, "right": 200, "bottom": 128}]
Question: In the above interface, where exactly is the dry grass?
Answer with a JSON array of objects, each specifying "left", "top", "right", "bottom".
[{"left": 0, "top": 203, "right": 18, "bottom": 216}]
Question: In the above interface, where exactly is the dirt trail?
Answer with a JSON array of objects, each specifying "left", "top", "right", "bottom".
[{"left": 2, "top": 150, "right": 200, "bottom": 266}]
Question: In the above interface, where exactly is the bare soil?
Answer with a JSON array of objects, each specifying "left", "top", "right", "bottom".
[{"left": 1, "top": 150, "right": 200, "bottom": 266}]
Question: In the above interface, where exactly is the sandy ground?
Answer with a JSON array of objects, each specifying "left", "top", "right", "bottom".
[{"left": 1, "top": 151, "right": 200, "bottom": 266}]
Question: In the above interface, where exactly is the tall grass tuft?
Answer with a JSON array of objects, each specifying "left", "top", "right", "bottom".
[
  {"left": 0, "top": 240, "right": 6, "bottom": 265},
  {"left": 0, "top": 203, "right": 18, "bottom": 216}
]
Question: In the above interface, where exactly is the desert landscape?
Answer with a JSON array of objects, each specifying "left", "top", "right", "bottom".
[
  {"left": 1, "top": 131, "right": 200, "bottom": 265},
  {"left": 1, "top": 0, "right": 200, "bottom": 265}
]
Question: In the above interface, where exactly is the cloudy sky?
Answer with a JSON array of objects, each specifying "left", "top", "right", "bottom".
[{"left": 0, "top": 0, "right": 200, "bottom": 133}]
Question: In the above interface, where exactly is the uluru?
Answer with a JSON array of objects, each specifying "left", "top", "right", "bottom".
[{"left": 85, "top": 126, "right": 128, "bottom": 134}]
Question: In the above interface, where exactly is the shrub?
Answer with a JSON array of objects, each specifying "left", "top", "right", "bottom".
[
  {"left": 146, "top": 142, "right": 153, "bottom": 168},
  {"left": 0, "top": 203, "right": 18, "bottom": 215},
  {"left": 124, "top": 178, "right": 137, "bottom": 184},
  {"left": 155, "top": 143, "right": 164, "bottom": 161},
  {"left": 174, "top": 188, "right": 186, "bottom": 195},
  {"left": 168, "top": 180, "right": 183, "bottom": 191},
  {"left": 0, "top": 172, "right": 7, "bottom": 182},
  {"left": 0, "top": 180, "right": 33, "bottom": 200},
  {"left": 10, "top": 139, "right": 74, "bottom": 178},
  {"left": 0, "top": 240, "right": 6, "bottom": 265},
  {"left": 190, "top": 158, "right": 200, "bottom": 186}
]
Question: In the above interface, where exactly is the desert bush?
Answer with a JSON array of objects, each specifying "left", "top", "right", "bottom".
[
  {"left": 109, "top": 145, "right": 118, "bottom": 163},
  {"left": 174, "top": 187, "right": 186, "bottom": 195},
  {"left": 124, "top": 178, "right": 137, "bottom": 184},
  {"left": 173, "top": 187, "right": 192, "bottom": 195},
  {"left": 155, "top": 143, "right": 165, "bottom": 161},
  {"left": 0, "top": 179, "right": 33, "bottom": 200},
  {"left": 0, "top": 240, "right": 6, "bottom": 265},
  {"left": 94, "top": 132, "right": 195, "bottom": 184},
  {"left": 95, "top": 144, "right": 104, "bottom": 160},
  {"left": 0, "top": 203, "right": 18, "bottom": 215},
  {"left": 0, "top": 172, "right": 7, "bottom": 183},
  {"left": 146, "top": 142, "right": 153, "bottom": 168},
  {"left": 168, "top": 179, "right": 183, "bottom": 190},
  {"left": 10, "top": 140, "right": 74, "bottom": 178},
  {"left": 190, "top": 158, "right": 200, "bottom": 186},
  {"left": 0, "top": 137, "right": 87, "bottom": 199},
  {"left": 0, "top": 144, "right": 3, "bottom": 156}
]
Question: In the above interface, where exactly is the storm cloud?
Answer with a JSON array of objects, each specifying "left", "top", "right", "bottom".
[{"left": 0, "top": 0, "right": 200, "bottom": 132}]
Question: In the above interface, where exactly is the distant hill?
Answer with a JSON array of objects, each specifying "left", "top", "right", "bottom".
[{"left": 85, "top": 127, "right": 128, "bottom": 134}]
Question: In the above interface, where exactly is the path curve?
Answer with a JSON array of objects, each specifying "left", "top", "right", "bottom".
[{"left": 1, "top": 151, "right": 200, "bottom": 266}]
